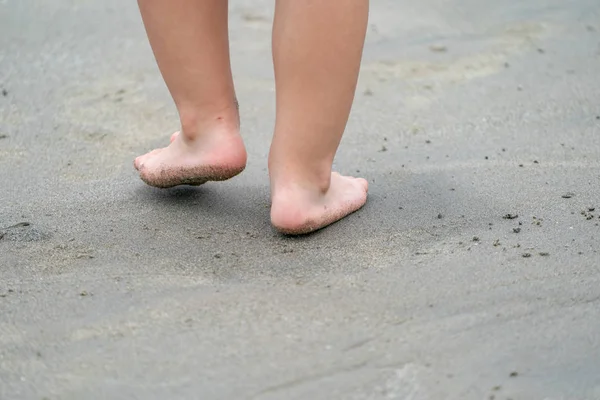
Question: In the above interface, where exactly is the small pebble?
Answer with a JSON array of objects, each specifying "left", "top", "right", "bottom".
[{"left": 429, "top": 44, "right": 447, "bottom": 52}]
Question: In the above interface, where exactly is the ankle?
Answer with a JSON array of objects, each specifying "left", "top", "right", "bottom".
[
  {"left": 178, "top": 104, "right": 240, "bottom": 140},
  {"left": 269, "top": 165, "right": 332, "bottom": 200}
]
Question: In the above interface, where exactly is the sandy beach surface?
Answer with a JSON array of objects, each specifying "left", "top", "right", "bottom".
[{"left": 1, "top": 0, "right": 600, "bottom": 399}]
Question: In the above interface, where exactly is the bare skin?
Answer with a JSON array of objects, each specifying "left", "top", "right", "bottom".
[
  {"left": 135, "top": 0, "right": 369, "bottom": 234},
  {"left": 268, "top": 0, "right": 369, "bottom": 234},
  {"left": 134, "top": 0, "right": 246, "bottom": 188},
  {"left": 134, "top": 129, "right": 245, "bottom": 188}
]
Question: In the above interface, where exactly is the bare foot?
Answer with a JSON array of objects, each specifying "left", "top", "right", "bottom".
[
  {"left": 270, "top": 172, "right": 368, "bottom": 235},
  {"left": 134, "top": 129, "right": 246, "bottom": 188},
  {"left": 132, "top": 131, "right": 180, "bottom": 170}
]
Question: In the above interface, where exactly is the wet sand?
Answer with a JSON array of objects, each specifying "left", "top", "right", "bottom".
[{"left": 1, "top": 0, "right": 600, "bottom": 398}]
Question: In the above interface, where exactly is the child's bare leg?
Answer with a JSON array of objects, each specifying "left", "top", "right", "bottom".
[
  {"left": 134, "top": 0, "right": 246, "bottom": 188},
  {"left": 269, "top": 0, "right": 369, "bottom": 234}
]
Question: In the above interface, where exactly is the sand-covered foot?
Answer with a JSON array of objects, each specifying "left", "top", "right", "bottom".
[
  {"left": 270, "top": 172, "right": 368, "bottom": 235},
  {"left": 134, "top": 129, "right": 246, "bottom": 188},
  {"left": 133, "top": 131, "right": 181, "bottom": 171}
]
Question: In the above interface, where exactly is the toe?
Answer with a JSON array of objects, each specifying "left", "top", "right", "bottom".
[
  {"left": 134, "top": 152, "right": 153, "bottom": 170},
  {"left": 135, "top": 155, "right": 149, "bottom": 170},
  {"left": 136, "top": 132, "right": 178, "bottom": 169},
  {"left": 136, "top": 149, "right": 163, "bottom": 169},
  {"left": 355, "top": 177, "right": 369, "bottom": 192}
]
